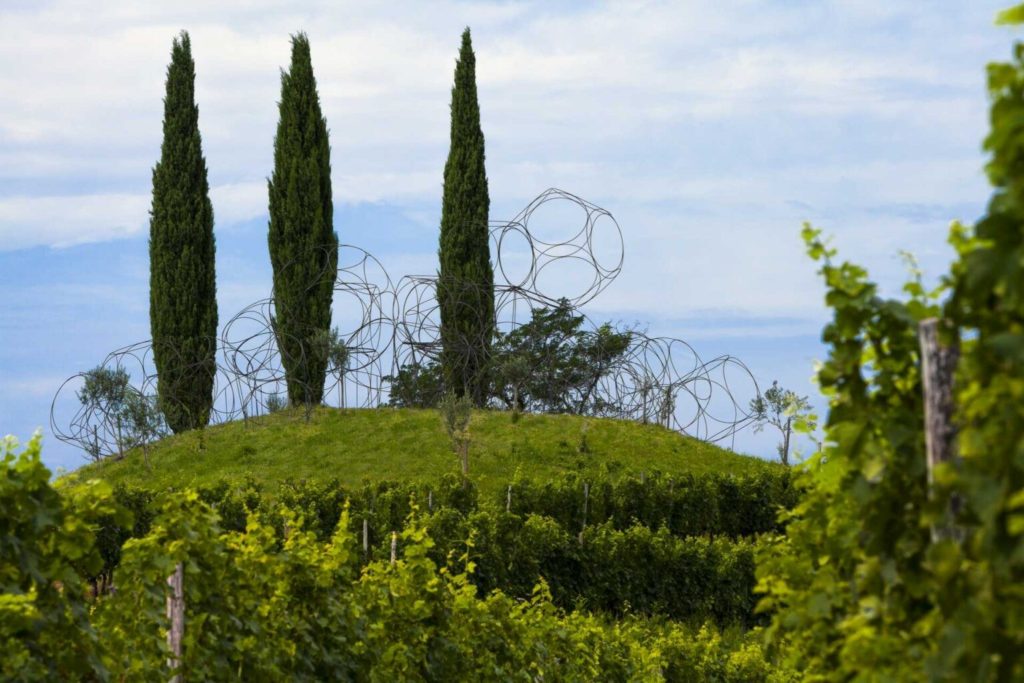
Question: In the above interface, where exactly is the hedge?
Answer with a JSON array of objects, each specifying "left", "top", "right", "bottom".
[
  {"left": 98, "top": 479, "right": 768, "bottom": 627},
  {"left": 501, "top": 469, "right": 797, "bottom": 537},
  {"left": 105, "top": 468, "right": 794, "bottom": 550},
  {"left": 419, "top": 510, "right": 761, "bottom": 626}
]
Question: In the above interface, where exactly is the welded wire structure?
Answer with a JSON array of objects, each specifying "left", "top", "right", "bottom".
[{"left": 52, "top": 188, "right": 759, "bottom": 460}]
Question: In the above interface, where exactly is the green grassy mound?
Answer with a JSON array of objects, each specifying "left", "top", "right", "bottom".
[{"left": 67, "top": 407, "right": 775, "bottom": 494}]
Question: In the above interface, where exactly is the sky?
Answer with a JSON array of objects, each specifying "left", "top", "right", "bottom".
[{"left": 0, "top": 0, "right": 1014, "bottom": 473}]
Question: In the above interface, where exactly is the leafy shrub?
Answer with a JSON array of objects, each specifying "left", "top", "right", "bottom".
[
  {"left": 1, "top": 435, "right": 129, "bottom": 680},
  {"left": 385, "top": 361, "right": 444, "bottom": 408}
]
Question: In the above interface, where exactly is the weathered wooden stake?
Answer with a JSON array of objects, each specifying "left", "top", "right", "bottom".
[
  {"left": 390, "top": 531, "right": 397, "bottom": 566},
  {"left": 362, "top": 518, "right": 369, "bottom": 558},
  {"left": 506, "top": 485, "right": 512, "bottom": 513},
  {"left": 428, "top": 490, "right": 433, "bottom": 511},
  {"left": 166, "top": 562, "right": 184, "bottom": 683},
  {"left": 919, "top": 318, "right": 962, "bottom": 542},
  {"left": 582, "top": 482, "right": 590, "bottom": 532}
]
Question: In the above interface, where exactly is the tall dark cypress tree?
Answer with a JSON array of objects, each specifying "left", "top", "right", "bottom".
[
  {"left": 268, "top": 33, "right": 338, "bottom": 406},
  {"left": 438, "top": 28, "right": 495, "bottom": 406},
  {"left": 149, "top": 31, "right": 218, "bottom": 433}
]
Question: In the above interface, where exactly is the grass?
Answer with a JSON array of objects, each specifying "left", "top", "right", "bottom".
[{"left": 65, "top": 407, "right": 779, "bottom": 496}]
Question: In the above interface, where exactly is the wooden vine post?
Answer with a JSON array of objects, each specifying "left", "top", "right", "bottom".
[
  {"left": 363, "top": 518, "right": 369, "bottom": 560},
  {"left": 578, "top": 481, "right": 590, "bottom": 546},
  {"left": 390, "top": 531, "right": 397, "bottom": 566},
  {"left": 918, "top": 318, "right": 961, "bottom": 542},
  {"left": 166, "top": 562, "right": 184, "bottom": 683},
  {"left": 582, "top": 482, "right": 590, "bottom": 530}
]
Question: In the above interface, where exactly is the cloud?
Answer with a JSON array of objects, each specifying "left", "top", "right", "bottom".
[
  {"left": 0, "top": 183, "right": 268, "bottom": 250},
  {"left": 210, "top": 181, "right": 267, "bottom": 226},
  {"left": 0, "top": 193, "right": 149, "bottom": 249},
  {"left": 0, "top": 1, "right": 1005, "bottom": 189},
  {"left": 5, "top": 375, "right": 71, "bottom": 398},
  {"left": 0, "top": 0, "right": 1009, "bottom": 320}
]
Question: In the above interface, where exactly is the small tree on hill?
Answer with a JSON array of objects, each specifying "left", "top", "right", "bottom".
[
  {"left": 749, "top": 380, "right": 815, "bottom": 466},
  {"left": 439, "top": 390, "right": 473, "bottom": 482},
  {"left": 498, "top": 355, "right": 531, "bottom": 422},
  {"left": 77, "top": 367, "right": 165, "bottom": 461},
  {"left": 314, "top": 327, "right": 351, "bottom": 407}
]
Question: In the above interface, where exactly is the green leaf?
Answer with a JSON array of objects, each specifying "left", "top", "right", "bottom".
[{"left": 996, "top": 5, "right": 1024, "bottom": 25}]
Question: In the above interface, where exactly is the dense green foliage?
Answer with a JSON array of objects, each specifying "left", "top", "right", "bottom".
[
  {"left": 438, "top": 28, "right": 495, "bottom": 406},
  {"left": 69, "top": 407, "right": 773, "bottom": 493},
  {"left": 0, "top": 436, "right": 128, "bottom": 680},
  {"left": 489, "top": 298, "right": 633, "bottom": 415},
  {"left": 148, "top": 31, "right": 218, "bottom": 433},
  {"left": 86, "top": 469, "right": 793, "bottom": 626},
  {"left": 99, "top": 469, "right": 793, "bottom": 545},
  {"left": 386, "top": 360, "right": 445, "bottom": 408},
  {"left": 755, "top": 226, "right": 936, "bottom": 678},
  {"left": 756, "top": 15, "right": 1024, "bottom": 680},
  {"left": 4, "top": 437, "right": 792, "bottom": 681},
  {"left": 421, "top": 511, "right": 761, "bottom": 626},
  {"left": 388, "top": 301, "right": 633, "bottom": 413},
  {"left": 502, "top": 469, "right": 796, "bottom": 537},
  {"left": 267, "top": 33, "right": 338, "bottom": 406}
]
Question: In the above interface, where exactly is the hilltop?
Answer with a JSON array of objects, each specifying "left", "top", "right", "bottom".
[{"left": 65, "top": 407, "right": 777, "bottom": 494}]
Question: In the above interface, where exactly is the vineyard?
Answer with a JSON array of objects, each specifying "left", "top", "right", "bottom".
[{"left": 3, "top": 435, "right": 793, "bottom": 681}]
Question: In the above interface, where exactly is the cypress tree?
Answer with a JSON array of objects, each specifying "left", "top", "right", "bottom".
[
  {"left": 438, "top": 28, "right": 495, "bottom": 406},
  {"left": 149, "top": 31, "right": 218, "bottom": 433},
  {"left": 268, "top": 33, "right": 338, "bottom": 406}
]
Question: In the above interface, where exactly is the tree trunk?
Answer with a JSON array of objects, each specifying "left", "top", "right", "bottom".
[{"left": 363, "top": 518, "right": 369, "bottom": 559}]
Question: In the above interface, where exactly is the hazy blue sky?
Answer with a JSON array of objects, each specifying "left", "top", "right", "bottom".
[{"left": 0, "top": 0, "right": 1012, "bottom": 472}]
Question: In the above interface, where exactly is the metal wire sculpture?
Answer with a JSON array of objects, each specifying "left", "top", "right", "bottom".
[{"left": 51, "top": 188, "right": 759, "bottom": 460}]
